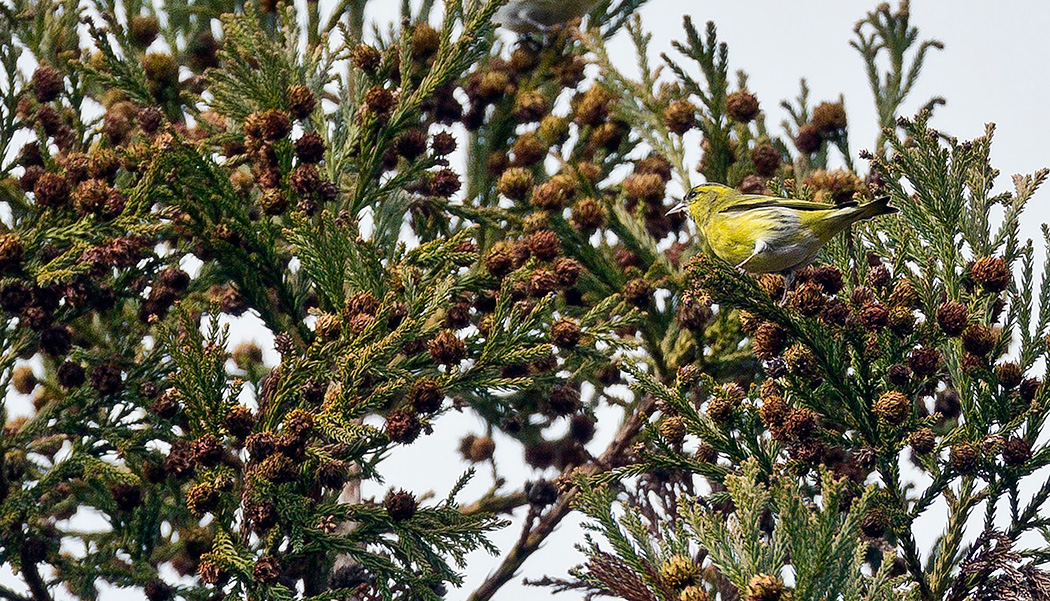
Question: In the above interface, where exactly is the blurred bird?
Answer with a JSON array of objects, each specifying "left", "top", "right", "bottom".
[
  {"left": 667, "top": 183, "right": 896, "bottom": 289},
  {"left": 494, "top": 0, "right": 601, "bottom": 33}
]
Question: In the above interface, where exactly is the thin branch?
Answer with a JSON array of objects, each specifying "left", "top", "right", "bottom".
[
  {"left": 467, "top": 394, "right": 657, "bottom": 601},
  {"left": 0, "top": 585, "right": 28, "bottom": 601},
  {"left": 18, "top": 548, "right": 52, "bottom": 601}
]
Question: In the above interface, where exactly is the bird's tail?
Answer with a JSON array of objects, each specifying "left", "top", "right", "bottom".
[
  {"left": 814, "top": 196, "right": 897, "bottom": 242},
  {"left": 854, "top": 195, "right": 897, "bottom": 221}
]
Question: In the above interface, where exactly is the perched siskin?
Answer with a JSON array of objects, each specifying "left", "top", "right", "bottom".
[
  {"left": 494, "top": 0, "right": 601, "bottom": 33},
  {"left": 669, "top": 183, "right": 896, "bottom": 286}
]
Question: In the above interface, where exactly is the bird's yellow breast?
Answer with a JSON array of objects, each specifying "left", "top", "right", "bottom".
[{"left": 702, "top": 208, "right": 824, "bottom": 274}]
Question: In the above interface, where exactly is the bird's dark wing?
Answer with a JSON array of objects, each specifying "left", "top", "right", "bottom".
[{"left": 719, "top": 196, "right": 856, "bottom": 213}]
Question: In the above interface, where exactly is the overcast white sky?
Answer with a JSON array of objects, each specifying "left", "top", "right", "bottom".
[{"left": 6, "top": 1, "right": 1050, "bottom": 599}]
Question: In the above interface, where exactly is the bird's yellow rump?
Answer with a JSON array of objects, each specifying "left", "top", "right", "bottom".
[
  {"left": 494, "top": 0, "right": 601, "bottom": 33},
  {"left": 668, "top": 183, "right": 896, "bottom": 283}
]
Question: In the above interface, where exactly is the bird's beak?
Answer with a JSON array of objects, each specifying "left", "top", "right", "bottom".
[{"left": 666, "top": 201, "right": 689, "bottom": 216}]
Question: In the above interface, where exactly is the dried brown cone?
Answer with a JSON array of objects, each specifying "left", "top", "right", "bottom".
[
  {"left": 255, "top": 453, "right": 296, "bottom": 483},
  {"left": 529, "top": 269, "right": 558, "bottom": 297},
  {"left": 467, "top": 435, "right": 496, "bottom": 462},
  {"left": 752, "top": 322, "right": 788, "bottom": 361},
  {"left": 889, "top": 279, "right": 918, "bottom": 308},
  {"left": 191, "top": 435, "right": 224, "bottom": 467},
  {"left": 497, "top": 167, "right": 533, "bottom": 201},
  {"left": 750, "top": 144, "right": 781, "bottom": 177},
  {"left": 294, "top": 132, "right": 326, "bottom": 164},
  {"left": 224, "top": 405, "right": 254, "bottom": 439},
  {"left": 811, "top": 101, "right": 848, "bottom": 135},
  {"left": 33, "top": 172, "right": 70, "bottom": 209},
  {"left": 510, "top": 132, "right": 547, "bottom": 166},
  {"left": 820, "top": 299, "right": 850, "bottom": 326},
  {"left": 784, "top": 344, "right": 818, "bottom": 378},
  {"left": 428, "top": 329, "right": 466, "bottom": 366},
  {"left": 1002, "top": 437, "right": 1031, "bottom": 466},
  {"left": 658, "top": 554, "right": 700, "bottom": 590},
  {"left": 287, "top": 85, "right": 317, "bottom": 121},
  {"left": 532, "top": 175, "right": 575, "bottom": 211},
  {"left": 874, "top": 391, "right": 910, "bottom": 425},
  {"left": 244, "top": 499, "right": 277, "bottom": 531},
  {"left": 783, "top": 407, "right": 817, "bottom": 442},
  {"left": 936, "top": 301, "right": 968, "bottom": 336},
  {"left": 253, "top": 556, "right": 282, "bottom": 585},
  {"left": 961, "top": 324, "right": 995, "bottom": 357},
  {"left": 514, "top": 91, "right": 549, "bottom": 123},
  {"left": 547, "top": 383, "right": 580, "bottom": 416},
  {"left": 888, "top": 306, "right": 915, "bottom": 336},
  {"left": 866, "top": 264, "right": 891, "bottom": 289},
  {"left": 430, "top": 168, "right": 462, "bottom": 198},
  {"left": 694, "top": 444, "right": 717, "bottom": 465},
  {"left": 526, "top": 230, "right": 560, "bottom": 261},
  {"left": 1020, "top": 377, "right": 1041, "bottom": 402},
  {"left": 909, "top": 427, "right": 936, "bottom": 454},
  {"left": 745, "top": 574, "right": 787, "bottom": 601},
  {"left": 790, "top": 282, "right": 826, "bottom": 317},
  {"left": 659, "top": 416, "right": 687, "bottom": 445},
  {"left": 971, "top": 256, "right": 1011, "bottom": 293},
  {"left": 680, "top": 586, "right": 711, "bottom": 601},
  {"left": 663, "top": 99, "right": 697, "bottom": 135},
  {"left": 706, "top": 395, "right": 737, "bottom": 425},
  {"left": 352, "top": 43, "right": 382, "bottom": 72},
  {"left": 197, "top": 556, "right": 226, "bottom": 585},
  {"left": 622, "top": 278, "right": 653, "bottom": 308},
  {"left": 12, "top": 366, "right": 36, "bottom": 394},
  {"left": 725, "top": 90, "right": 760, "bottom": 123},
  {"left": 738, "top": 175, "right": 766, "bottom": 195},
  {"left": 622, "top": 173, "right": 666, "bottom": 205},
  {"left": 795, "top": 123, "right": 822, "bottom": 154},
  {"left": 551, "top": 318, "right": 582, "bottom": 349},
  {"left": 32, "top": 65, "right": 64, "bottom": 103},
  {"left": 144, "top": 579, "right": 172, "bottom": 601},
  {"left": 888, "top": 363, "right": 912, "bottom": 388},
  {"left": 759, "top": 394, "right": 789, "bottom": 435},
  {"left": 908, "top": 346, "right": 942, "bottom": 379},
  {"left": 677, "top": 295, "right": 712, "bottom": 331},
  {"left": 364, "top": 86, "right": 395, "bottom": 116},
  {"left": 257, "top": 109, "right": 292, "bottom": 141},
  {"left": 484, "top": 243, "right": 514, "bottom": 278},
  {"left": 573, "top": 85, "right": 613, "bottom": 127},
  {"left": 859, "top": 301, "right": 889, "bottom": 332},
  {"left": 476, "top": 70, "right": 512, "bottom": 103},
  {"left": 758, "top": 274, "right": 785, "bottom": 299},
  {"left": 408, "top": 379, "right": 443, "bottom": 414},
  {"left": 90, "top": 364, "right": 123, "bottom": 395},
  {"left": 860, "top": 508, "right": 889, "bottom": 538},
  {"left": 949, "top": 442, "right": 979, "bottom": 473},
  {"left": 186, "top": 482, "right": 220, "bottom": 516},
  {"left": 385, "top": 409, "right": 422, "bottom": 444},
  {"left": 431, "top": 131, "right": 456, "bottom": 156},
  {"left": 996, "top": 362, "right": 1023, "bottom": 389},
  {"left": 636, "top": 154, "right": 672, "bottom": 181},
  {"left": 384, "top": 489, "right": 418, "bottom": 521},
  {"left": 553, "top": 257, "right": 583, "bottom": 288}
]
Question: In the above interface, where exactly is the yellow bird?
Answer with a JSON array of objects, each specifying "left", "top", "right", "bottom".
[
  {"left": 494, "top": 0, "right": 601, "bottom": 33},
  {"left": 667, "top": 183, "right": 896, "bottom": 287}
]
